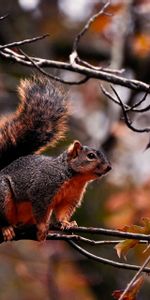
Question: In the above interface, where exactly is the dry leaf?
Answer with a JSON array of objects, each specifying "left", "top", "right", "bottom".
[
  {"left": 115, "top": 239, "right": 138, "bottom": 260},
  {"left": 115, "top": 218, "right": 150, "bottom": 259},
  {"left": 112, "top": 275, "right": 144, "bottom": 299}
]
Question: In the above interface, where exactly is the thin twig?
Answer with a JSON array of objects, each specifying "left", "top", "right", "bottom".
[
  {"left": 118, "top": 255, "right": 150, "bottom": 300},
  {"left": 0, "top": 224, "right": 150, "bottom": 244},
  {"left": 101, "top": 84, "right": 150, "bottom": 113},
  {"left": 77, "top": 57, "right": 125, "bottom": 75},
  {"left": 130, "top": 90, "right": 149, "bottom": 110},
  {"left": 0, "top": 224, "right": 149, "bottom": 273},
  {"left": 128, "top": 89, "right": 150, "bottom": 113},
  {"left": 0, "top": 34, "right": 49, "bottom": 50},
  {"left": 70, "top": 1, "right": 110, "bottom": 65},
  {"left": 50, "top": 224, "right": 150, "bottom": 241},
  {"left": 19, "top": 48, "right": 89, "bottom": 85},
  {"left": 68, "top": 240, "right": 150, "bottom": 273},
  {"left": 130, "top": 103, "right": 150, "bottom": 113},
  {"left": 47, "top": 233, "right": 147, "bottom": 246},
  {"left": 101, "top": 84, "right": 131, "bottom": 109},
  {"left": 110, "top": 85, "right": 150, "bottom": 132},
  {"left": 47, "top": 233, "right": 124, "bottom": 245},
  {"left": 72, "top": 1, "right": 110, "bottom": 54},
  {"left": 0, "top": 14, "right": 9, "bottom": 21},
  {"left": 0, "top": 48, "right": 150, "bottom": 92}
]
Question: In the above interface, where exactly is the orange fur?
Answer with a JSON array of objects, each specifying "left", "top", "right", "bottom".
[
  {"left": 4, "top": 199, "right": 36, "bottom": 226},
  {"left": 51, "top": 173, "right": 96, "bottom": 222},
  {"left": 4, "top": 193, "right": 17, "bottom": 224},
  {"left": 16, "top": 202, "right": 36, "bottom": 225},
  {"left": 4, "top": 173, "right": 95, "bottom": 230}
]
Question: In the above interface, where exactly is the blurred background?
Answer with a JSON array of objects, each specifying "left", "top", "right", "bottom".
[{"left": 0, "top": 0, "right": 150, "bottom": 299}]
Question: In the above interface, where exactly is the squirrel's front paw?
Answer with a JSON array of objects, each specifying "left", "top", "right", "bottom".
[
  {"left": 2, "top": 226, "right": 15, "bottom": 241},
  {"left": 60, "top": 220, "right": 78, "bottom": 230}
]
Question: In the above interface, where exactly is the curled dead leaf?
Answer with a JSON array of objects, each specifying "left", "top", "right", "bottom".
[{"left": 112, "top": 275, "right": 144, "bottom": 300}]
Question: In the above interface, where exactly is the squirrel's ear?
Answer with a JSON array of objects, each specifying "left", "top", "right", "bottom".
[{"left": 67, "top": 140, "right": 83, "bottom": 159}]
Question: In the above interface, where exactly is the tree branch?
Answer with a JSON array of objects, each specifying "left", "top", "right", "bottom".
[
  {"left": 49, "top": 224, "right": 150, "bottom": 241},
  {"left": 101, "top": 84, "right": 150, "bottom": 113},
  {"left": 71, "top": 1, "right": 110, "bottom": 65},
  {"left": 118, "top": 255, "right": 150, "bottom": 300},
  {"left": 129, "top": 90, "right": 150, "bottom": 111},
  {"left": 0, "top": 14, "right": 9, "bottom": 21},
  {"left": 0, "top": 0, "right": 149, "bottom": 92},
  {"left": 67, "top": 240, "right": 150, "bottom": 273},
  {"left": 0, "top": 224, "right": 149, "bottom": 273},
  {"left": 110, "top": 85, "right": 150, "bottom": 133},
  {"left": 0, "top": 34, "right": 49, "bottom": 51},
  {"left": 0, "top": 225, "right": 150, "bottom": 273},
  {"left": 1, "top": 224, "right": 150, "bottom": 243},
  {"left": 0, "top": 47, "right": 149, "bottom": 91},
  {"left": 19, "top": 48, "right": 89, "bottom": 85}
]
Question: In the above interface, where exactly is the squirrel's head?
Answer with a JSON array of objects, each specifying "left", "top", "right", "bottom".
[{"left": 67, "top": 140, "right": 111, "bottom": 178}]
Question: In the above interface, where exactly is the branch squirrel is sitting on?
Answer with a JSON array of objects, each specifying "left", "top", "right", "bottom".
[{"left": 0, "top": 76, "right": 111, "bottom": 241}]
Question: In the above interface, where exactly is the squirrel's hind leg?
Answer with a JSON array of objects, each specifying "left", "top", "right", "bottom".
[
  {"left": 0, "top": 177, "right": 17, "bottom": 241},
  {"left": 32, "top": 204, "right": 53, "bottom": 242}
]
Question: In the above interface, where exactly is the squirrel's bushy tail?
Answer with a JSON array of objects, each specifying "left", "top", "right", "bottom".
[{"left": 0, "top": 76, "right": 68, "bottom": 170}]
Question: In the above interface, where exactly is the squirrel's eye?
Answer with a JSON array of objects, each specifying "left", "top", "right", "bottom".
[{"left": 87, "top": 152, "right": 96, "bottom": 160}]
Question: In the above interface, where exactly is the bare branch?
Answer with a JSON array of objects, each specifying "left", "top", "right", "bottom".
[
  {"left": 101, "top": 84, "right": 150, "bottom": 114},
  {"left": 47, "top": 233, "right": 124, "bottom": 245},
  {"left": 50, "top": 224, "right": 150, "bottom": 241},
  {"left": 129, "top": 90, "right": 150, "bottom": 113},
  {"left": 76, "top": 57, "right": 125, "bottom": 75},
  {"left": 0, "top": 3, "right": 149, "bottom": 95},
  {"left": 118, "top": 255, "right": 150, "bottom": 300},
  {"left": 19, "top": 49, "right": 89, "bottom": 85},
  {"left": 0, "top": 224, "right": 149, "bottom": 273},
  {"left": 69, "top": 0, "right": 124, "bottom": 77},
  {"left": 101, "top": 84, "right": 131, "bottom": 109},
  {"left": 0, "top": 224, "right": 150, "bottom": 243},
  {"left": 72, "top": 1, "right": 110, "bottom": 55},
  {"left": 0, "top": 14, "right": 9, "bottom": 21},
  {"left": 70, "top": 1, "right": 111, "bottom": 70},
  {"left": 0, "top": 34, "right": 49, "bottom": 50},
  {"left": 110, "top": 85, "right": 150, "bottom": 133},
  {"left": 47, "top": 234, "right": 147, "bottom": 246},
  {"left": 0, "top": 47, "right": 149, "bottom": 92},
  {"left": 68, "top": 240, "right": 150, "bottom": 273}
]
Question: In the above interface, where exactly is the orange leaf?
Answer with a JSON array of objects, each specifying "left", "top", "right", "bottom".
[
  {"left": 133, "top": 33, "right": 150, "bottom": 58},
  {"left": 112, "top": 276, "right": 144, "bottom": 300},
  {"left": 115, "top": 239, "right": 138, "bottom": 260},
  {"left": 115, "top": 218, "right": 150, "bottom": 258}
]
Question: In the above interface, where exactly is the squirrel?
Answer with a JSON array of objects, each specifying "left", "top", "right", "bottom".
[{"left": 0, "top": 76, "right": 111, "bottom": 242}]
